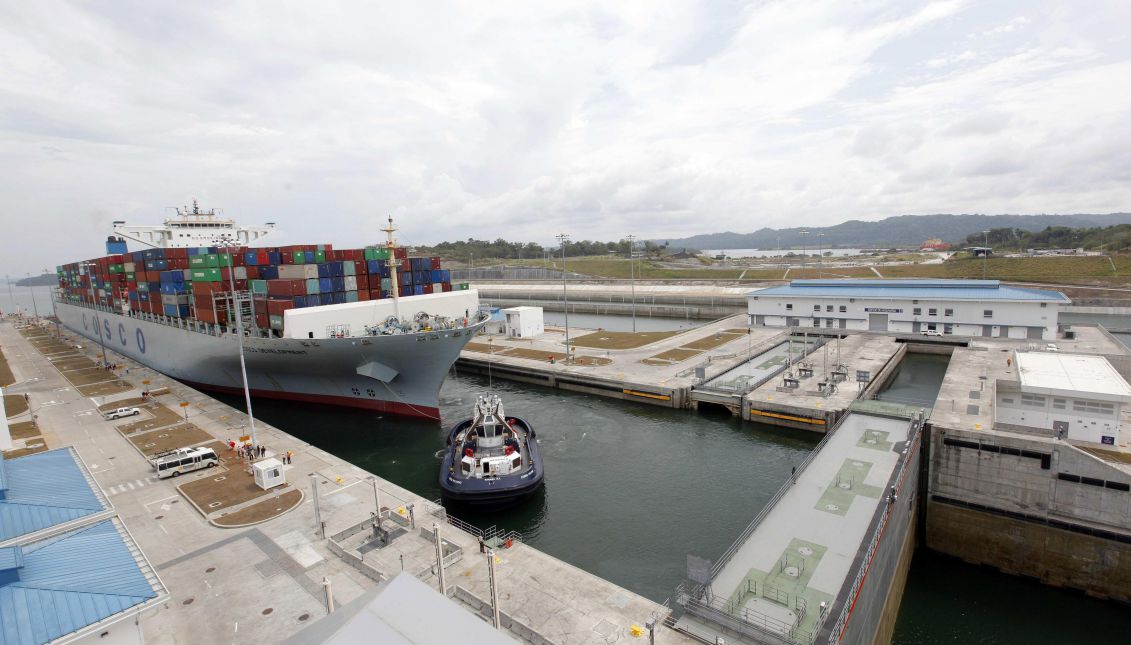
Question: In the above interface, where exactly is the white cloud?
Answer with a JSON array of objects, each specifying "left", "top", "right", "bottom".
[{"left": 0, "top": 0, "right": 1127, "bottom": 269}]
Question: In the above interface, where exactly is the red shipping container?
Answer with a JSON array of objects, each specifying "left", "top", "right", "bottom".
[
  {"left": 256, "top": 251, "right": 269, "bottom": 264},
  {"left": 192, "top": 282, "right": 221, "bottom": 295},
  {"left": 267, "top": 279, "right": 306, "bottom": 296},
  {"left": 255, "top": 313, "right": 268, "bottom": 328},
  {"left": 441, "top": 282, "right": 452, "bottom": 292},
  {"left": 196, "top": 308, "right": 219, "bottom": 324},
  {"left": 353, "top": 259, "right": 366, "bottom": 275},
  {"left": 422, "top": 284, "right": 434, "bottom": 294},
  {"left": 169, "top": 258, "right": 188, "bottom": 270},
  {"left": 166, "top": 248, "right": 187, "bottom": 259},
  {"left": 430, "top": 257, "right": 441, "bottom": 269},
  {"left": 108, "top": 254, "right": 125, "bottom": 263},
  {"left": 355, "top": 274, "right": 369, "bottom": 290},
  {"left": 370, "top": 288, "right": 387, "bottom": 300},
  {"left": 357, "top": 290, "right": 370, "bottom": 301},
  {"left": 267, "top": 299, "right": 294, "bottom": 316},
  {"left": 393, "top": 247, "right": 407, "bottom": 260}
]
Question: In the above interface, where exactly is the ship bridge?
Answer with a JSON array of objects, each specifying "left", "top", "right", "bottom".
[{"left": 112, "top": 201, "right": 275, "bottom": 248}]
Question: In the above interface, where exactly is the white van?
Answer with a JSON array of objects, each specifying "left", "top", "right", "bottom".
[{"left": 154, "top": 447, "right": 219, "bottom": 479}]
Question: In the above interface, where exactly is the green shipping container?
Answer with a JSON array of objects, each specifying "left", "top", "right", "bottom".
[
  {"left": 380, "top": 277, "right": 393, "bottom": 290},
  {"left": 314, "top": 250, "right": 326, "bottom": 263},
  {"left": 269, "top": 315, "right": 284, "bottom": 330},
  {"left": 191, "top": 268, "right": 222, "bottom": 282},
  {"left": 250, "top": 279, "right": 267, "bottom": 295},
  {"left": 458, "top": 282, "right": 470, "bottom": 290},
  {"left": 108, "top": 264, "right": 125, "bottom": 274},
  {"left": 136, "top": 282, "right": 149, "bottom": 292},
  {"left": 341, "top": 261, "right": 355, "bottom": 276},
  {"left": 364, "top": 247, "right": 392, "bottom": 260},
  {"left": 345, "top": 290, "right": 358, "bottom": 302},
  {"left": 305, "top": 278, "right": 320, "bottom": 294},
  {"left": 290, "top": 251, "right": 305, "bottom": 265},
  {"left": 125, "top": 272, "right": 136, "bottom": 281}
]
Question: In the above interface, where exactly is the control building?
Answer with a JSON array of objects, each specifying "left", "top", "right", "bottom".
[
  {"left": 747, "top": 279, "right": 1067, "bottom": 339},
  {"left": 996, "top": 352, "right": 1131, "bottom": 445}
]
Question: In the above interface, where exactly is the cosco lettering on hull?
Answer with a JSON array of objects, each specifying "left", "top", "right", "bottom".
[{"left": 80, "top": 312, "right": 146, "bottom": 354}]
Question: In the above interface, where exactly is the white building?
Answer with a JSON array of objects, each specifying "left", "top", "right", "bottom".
[
  {"left": 995, "top": 352, "right": 1131, "bottom": 445},
  {"left": 502, "top": 306, "right": 544, "bottom": 338},
  {"left": 747, "top": 279, "right": 1068, "bottom": 339}
]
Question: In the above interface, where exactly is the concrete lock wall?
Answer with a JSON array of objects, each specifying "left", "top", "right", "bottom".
[
  {"left": 925, "top": 501, "right": 1131, "bottom": 603},
  {"left": 927, "top": 428, "right": 1131, "bottom": 601}
]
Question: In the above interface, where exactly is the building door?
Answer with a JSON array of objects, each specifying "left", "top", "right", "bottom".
[
  {"left": 982, "top": 325, "right": 992, "bottom": 337},
  {"left": 755, "top": 315, "right": 765, "bottom": 326},
  {"left": 839, "top": 319, "right": 846, "bottom": 329},
  {"left": 1027, "top": 327, "right": 1043, "bottom": 339},
  {"left": 999, "top": 325, "right": 1010, "bottom": 338},
  {"left": 868, "top": 313, "right": 888, "bottom": 332},
  {"left": 912, "top": 321, "right": 921, "bottom": 333}
]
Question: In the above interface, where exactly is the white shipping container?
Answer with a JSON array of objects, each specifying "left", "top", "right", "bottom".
[
  {"left": 277, "top": 264, "right": 318, "bottom": 280},
  {"left": 234, "top": 266, "right": 248, "bottom": 280},
  {"left": 344, "top": 276, "right": 357, "bottom": 291},
  {"left": 283, "top": 290, "right": 480, "bottom": 339}
]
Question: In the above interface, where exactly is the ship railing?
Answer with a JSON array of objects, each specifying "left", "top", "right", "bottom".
[{"left": 674, "top": 580, "right": 821, "bottom": 645}]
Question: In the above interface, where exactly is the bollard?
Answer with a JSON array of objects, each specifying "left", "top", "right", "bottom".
[
  {"left": 310, "top": 474, "right": 323, "bottom": 538},
  {"left": 323, "top": 577, "right": 334, "bottom": 614},
  {"left": 434, "top": 522, "right": 448, "bottom": 596}
]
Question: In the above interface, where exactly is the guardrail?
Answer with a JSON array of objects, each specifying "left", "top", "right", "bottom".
[{"left": 428, "top": 501, "right": 524, "bottom": 546}]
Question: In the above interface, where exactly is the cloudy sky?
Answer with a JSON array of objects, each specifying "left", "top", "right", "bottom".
[{"left": 1, "top": 0, "right": 1129, "bottom": 271}]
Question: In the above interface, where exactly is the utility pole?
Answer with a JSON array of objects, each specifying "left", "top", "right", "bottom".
[
  {"left": 817, "top": 233, "right": 825, "bottom": 278},
  {"left": 4, "top": 274, "right": 14, "bottom": 314},
  {"left": 26, "top": 273, "right": 39, "bottom": 322},
  {"left": 982, "top": 230, "right": 990, "bottom": 280},
  {"left": 625, "top": 235, "right": 637, "bottom": 333},
  {"left": 556, "top": 234, "right": 570, "bottom": 362},
  {"left": 800, "top": 230, "right": 810, "bottom": 273},
  {"left": 44, "top": 268, "right": 57, "bottom": 320}
]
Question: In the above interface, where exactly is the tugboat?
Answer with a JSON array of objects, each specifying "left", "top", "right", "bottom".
[{"left": 439, "top": 394, "right": 544, "bottom": 506}]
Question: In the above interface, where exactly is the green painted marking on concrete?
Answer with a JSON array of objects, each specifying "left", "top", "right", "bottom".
[
  {"left": 757, "top": 355, "right": 787, "bottom": 370},
  {"left": 815, "top": 458, "right": 883, "bottom": 516},
  {"left": 856, "top": 429, "right": 893, "bottom": 451},
  {"left": 725, "top": 538, "right": 835, "bottom": 640}
]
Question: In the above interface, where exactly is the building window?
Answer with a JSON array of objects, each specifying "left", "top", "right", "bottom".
[
  {"left": 814, "top": 304, "right": 821, "bottom": 311},
  {"left": 786, "top": 304, "right": 793, "bottom": 311},
  {"left": 944, "top": 308, "right": 953, "bottom": 317},
  {"left": 1040, "top": 303, "right": 1047, "bottom": 308},
  {"left": 813, "top": 318, "right": 821, "bottom": 327},
  {"left": 1021, "top": 394, "right": 1045, "bottom": 408},
  {"left": 1073, "top": 400, "right": 1114, "bottom": 415},
  {"left": 928, "top": 308, "right": 937, "bottom": 316},
  {"left": 826, "top": 319, "right": 835, "bottom": 328},
  {"left": 839, "top": 305, "right": 847, "bottom": 313},
  {"left": 913, "top": 307, "right": 922, "bottom": 316},
  {"left": 1052, "top": 398, "right": 1066, "bottom": 410},
  {"left": 826, "top": 305, "right": 833, "bottom": 312},
  {"left": 913, "top": 300, "right": 919, "bottom": 304},
  {"left": 1001, "top": 397, "right": 1014, "bottom": 404},
  {"left": 984, "top": 309, "right": 993, "bottom": 318}
]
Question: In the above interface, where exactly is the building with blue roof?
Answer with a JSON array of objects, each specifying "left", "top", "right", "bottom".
[
  {"left": 747, "top": 279, "right": 1068, "bottom": 339},
  {"left": 0, "top": 448, "right": 168, "bottom": 645}
]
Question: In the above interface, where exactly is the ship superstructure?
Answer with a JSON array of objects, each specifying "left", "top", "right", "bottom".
[{"left": 53, "top": 207, "right": 485, "bottom": 419}]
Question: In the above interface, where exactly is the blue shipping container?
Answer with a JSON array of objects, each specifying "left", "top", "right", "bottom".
[
  {"left": 267, "top": 252, "right": 282, "bottom": 265},
  {"left": 318, "top": 277, "right": 333, "bottom": 293},
  {"left": 304, "top": 251, "right": 315, "bottom": 263},
  {"left": 367, "top": 260, "right": 380, "bottom": 274},
  {"left": 317, "top": 263, "right": 332, "bottom": 278},
  {"left": 244, "top": 252, "right": 259, "bottom": 265},
  {"left": 413, "top": 284, "right": 424, "bottom": 295},
  {"left": 332, "top": 291, "right": 347, "bottom": 304},
  {"left": 319, "top": 293, "right": 333, "bottom": 306},
  {"left": 331, "top": 277, "right": 345, "bottom": 292},
  {"left": 159, "top": 270, "right": 182, "bottom": 284}
]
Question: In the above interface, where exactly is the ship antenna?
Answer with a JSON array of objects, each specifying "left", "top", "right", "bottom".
[{"left": 381, "top": 215, "right": 401, "bottom": 321}]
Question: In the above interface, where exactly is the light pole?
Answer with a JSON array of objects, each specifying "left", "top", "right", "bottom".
[
  {"left": 25, "top": 273, "right": 39, "bottom": 322},
  {"left": 44, "top": 268, "right": 57, "bottom": 321},
  {"left": 625, "top": 235, "right": 637, "bottom": 333},
  {"left": 218, "top": 241, "right": 258, "bottom": 446},
  {"left": 556, "top": 233, "right": 570, "bottom": 362},
  {"left": 800, "top": 230, "right": 810, "bottom": 273},
  {"left": 817, "top": 233, "right": 825, "bottom": 278},
  {"left": 5, "top": 274, "right": 15, "bottom": 315},
  {"left": 982, "top": 230, "right": 990, "bottom": 280}
]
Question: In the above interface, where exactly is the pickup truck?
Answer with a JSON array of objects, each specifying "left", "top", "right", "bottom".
[{"left": 104, "top": 407, "right": 141, "bottom": 420}]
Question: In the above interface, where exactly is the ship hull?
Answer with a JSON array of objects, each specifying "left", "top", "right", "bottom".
[{"left": 54, "top": 301, "right": 485, "bottom": 420}]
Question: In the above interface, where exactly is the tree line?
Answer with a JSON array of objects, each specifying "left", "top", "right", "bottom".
[
  {"left": 961, "top": 224, "right": 1131, "bottom": 252},
  {"left": 417, "top": 237, "right": 670, "bottom": 260}
]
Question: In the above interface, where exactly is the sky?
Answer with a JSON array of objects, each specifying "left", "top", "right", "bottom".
[{"left": 1, "top": 0, "right": 1129, "bottom": 271}]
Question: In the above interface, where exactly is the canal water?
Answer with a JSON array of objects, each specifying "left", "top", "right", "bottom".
[{"left": 218, "top": 373, "right": 818, "bottom": 604}]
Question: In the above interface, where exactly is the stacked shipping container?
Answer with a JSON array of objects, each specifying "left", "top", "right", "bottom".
[{"left": 57, "top": 244, "right": 464, "bottom": 333}]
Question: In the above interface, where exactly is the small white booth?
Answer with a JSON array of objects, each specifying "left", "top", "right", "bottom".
[
  {"left": 502, "top": 306, "right": 544, "bottom": 338},
  {"left": 253, "top": 458, "right": 286, "bottom": 490}
]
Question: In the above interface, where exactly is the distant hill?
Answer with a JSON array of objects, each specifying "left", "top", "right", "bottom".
[
  {"left": 14, "top": 273, "right": 57, "bottom": 287},
  {"left": 657, "top": 213, "right": 1131, "bottom": 250}
]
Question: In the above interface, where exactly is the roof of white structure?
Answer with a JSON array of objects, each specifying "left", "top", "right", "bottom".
[{"left": 1016, "top": 352, "right": 1131, "bottom": 402}]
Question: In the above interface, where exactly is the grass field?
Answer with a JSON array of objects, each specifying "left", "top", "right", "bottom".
[
  {"left": 492, "top": 253, "right": 1131, "bottom": 286},
  {"left": 569, "top": 329, "right": 682, "bottom": 349},
  {"left": 4, "top": 394, "right": 28, "bottom": 417},
  {"left": 213, "top": 489, "right": 302, "bottom": 527},
  {"left": 0, "top": 348, "right": 15, "bottom": 387}
]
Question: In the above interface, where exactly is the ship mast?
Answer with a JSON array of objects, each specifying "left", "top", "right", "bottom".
[{"left": 381, "top": 216, "right": 401, "bottom": 320}]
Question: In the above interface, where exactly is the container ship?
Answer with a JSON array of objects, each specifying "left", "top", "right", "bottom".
[{"left": 52, "top": 203, "right": 486, "bottom": 420}]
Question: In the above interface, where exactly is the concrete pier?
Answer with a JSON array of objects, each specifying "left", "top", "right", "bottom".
[{"left": 1, "top": 317, "right": 694, "bottom": 644}]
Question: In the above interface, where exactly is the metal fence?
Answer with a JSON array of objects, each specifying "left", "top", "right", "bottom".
[{"left": 428, "top": 501, "right": 524, "bottom": 547}]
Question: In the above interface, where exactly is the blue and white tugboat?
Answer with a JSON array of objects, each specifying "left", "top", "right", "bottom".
[{"left": 439, "top": 394, "right": 544, "bottom": 506}]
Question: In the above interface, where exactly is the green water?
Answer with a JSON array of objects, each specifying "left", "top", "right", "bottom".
[
  {"left": 217, "top": 350, "right": 1131, "bottom": 637},
  {"left": 221, "top": 372, "right": 818, "bottom": 602}
]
